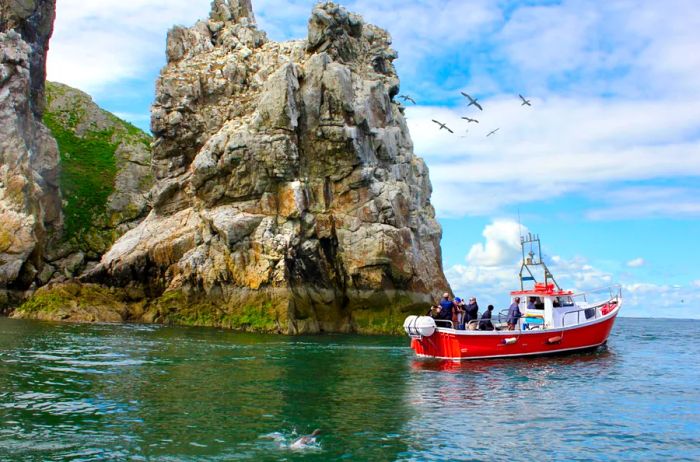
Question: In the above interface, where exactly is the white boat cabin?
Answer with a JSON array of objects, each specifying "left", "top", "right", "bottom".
[{"left": 511, "top": 283, "right": 616, "bottom": 329}]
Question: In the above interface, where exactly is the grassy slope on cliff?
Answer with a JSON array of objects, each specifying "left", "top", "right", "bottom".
[{"left": 43, "top": 81, "right": 153, "bottom": 252}]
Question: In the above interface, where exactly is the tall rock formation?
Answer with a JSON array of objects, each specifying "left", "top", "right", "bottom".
[
  {"left": 21, "top": 1, "right": 450, "bottom": 334},
  {"left": 0, "top": 0, "right": 60, "bottom": 309}
]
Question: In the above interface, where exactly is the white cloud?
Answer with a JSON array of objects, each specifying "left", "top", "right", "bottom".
[
  {"left": 622, "top": 282, "right": 699, "bottom": 319},
  {"left": 626, "top": 258, "right": 645, "bottom": 268},
  {"left": 446, "top": 220, "right": 698, "bottom": 318},
  {"left": 586, "top": 187, "right": 700, "bottom": 220},
  {"left": 446, "top": 220, "right": 615, "bottom": 307},
  {"left": 548, "top": 255, "right": 613, "bottom": 291},
  {"left": 466, "top": 219, "right": 524, "bottom": 267},
  {"left": 48, "top": 0, "right": 211, "bottom": 94},
  {"left": 407, "top": 94, "right": 700, "bottom": 216}
]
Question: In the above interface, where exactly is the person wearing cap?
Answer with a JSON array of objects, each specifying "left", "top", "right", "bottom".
[
  {"left": 507, "top": 297, "right": 522, "bottom": 330},
  {"left": 465, "top": 297, "right": 479, "bottom": 326},
  {"left": 479, "top": 305, "right": 495, "bottom": 330}
]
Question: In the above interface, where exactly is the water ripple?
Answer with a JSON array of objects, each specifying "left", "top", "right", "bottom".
[{"left": 0, "top": 317, "right": 698, "bottom": 461}]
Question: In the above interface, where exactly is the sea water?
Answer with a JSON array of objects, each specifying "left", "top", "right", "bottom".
[{"left": 0, "top": 317, "right": 698, "bottom": 461}]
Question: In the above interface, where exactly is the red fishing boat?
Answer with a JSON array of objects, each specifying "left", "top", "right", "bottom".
[{"left": 404, "top": 233, "right": 622, "bottom": 361}]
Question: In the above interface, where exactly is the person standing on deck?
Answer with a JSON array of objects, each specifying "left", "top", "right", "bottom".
[
  {"left": 479, "top": 305, "right": 495, "bottom": 330},
  {"left": 453, "top": 298, "right": 465, "bottom": 329},
  {"left": 438, "top": 293, "right": 455, "bottom": 324},
  {"left": 507, "top": 297, "right": 522, "bottom": 330},
  {"left": 465, "top": 297, "right": 479, "bottom": 327}
]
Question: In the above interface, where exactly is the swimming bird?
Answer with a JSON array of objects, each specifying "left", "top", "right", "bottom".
[
  {"left": 290, "top": 429, "right": 321, "bottom": 450},
  {"left": 399, "top": 94, "right": 416, "bottom": 105},
  {"left": 486, "top": 128, "right": 500, "bottom": 137},
  {"left": 461, "top": 117, "right": 479, "bottom": 123},
  {"left": 519, "top": 94, "right": 532, "bottom": 106},
  {"left": 460, "top": 92, "right": 483, "bottom": 111},
  {"left": 432, "top": 119, "right": 454, "bottom": 133}
]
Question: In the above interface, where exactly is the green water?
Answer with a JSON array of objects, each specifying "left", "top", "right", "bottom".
[{"left": 1, "top": 317, "right": 699, "bottom": 461}]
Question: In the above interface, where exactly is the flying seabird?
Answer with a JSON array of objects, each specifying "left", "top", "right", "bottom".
[
  {"left": 460, "top": 92, "right": 483, "bottom": 111},
  {"left": 399, "top": 94, "right": 416, "bottom": 105},
  {"left": 432, "top": 119, "right": 454, "bottom": 133},
  {"left": 519, "top": 94, "right": 532, "bottom": 106},
  {"left": 461, "top": 117, "right": 479, "bottom": 123},
  {"left": 486, "top": 128, "right": 500, "bottom": 137}
]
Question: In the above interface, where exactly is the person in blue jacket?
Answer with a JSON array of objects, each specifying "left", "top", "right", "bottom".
[
  {"left": 438, "top": 292, "right": 454, "bottom": 324},
  {"left": 507, "top": 297, "right": 522, "bottom": 330}
]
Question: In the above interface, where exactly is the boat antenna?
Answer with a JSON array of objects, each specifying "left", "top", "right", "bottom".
[{"left": 517, "top": 208, "right": 523, "bottom": 241}]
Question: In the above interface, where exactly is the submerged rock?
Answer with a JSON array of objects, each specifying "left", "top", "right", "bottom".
[{"left": 20, "top": 1, "right": 451, "bottom": 333}]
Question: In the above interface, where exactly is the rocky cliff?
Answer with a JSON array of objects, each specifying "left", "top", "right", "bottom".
[
  {"left": 0, "top": 0, "right": 60, "bottom": 309},
  {"left": 41, "top": 81, "right": 154, "bottom": 282},
  {"left": 16, "top": 0, "right": 450, "bottom": 334}
]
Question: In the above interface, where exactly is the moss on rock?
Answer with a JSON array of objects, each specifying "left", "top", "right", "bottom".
[
  {"left": 14, "top": 282, "right": 129, "bottom": 322},
  {"left": 42, "top": 81, "right": 153, "bottom": 258},
  {"left": 43, "top": 112, "right": 118, "bottom": 240},
  {"left": 147, "top": 290, "right": 284, "bottom": 333}
]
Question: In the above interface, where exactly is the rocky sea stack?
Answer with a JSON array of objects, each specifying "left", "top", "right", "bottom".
[{"left": 13, "top": 0, "right": 451, "bottom": 334}]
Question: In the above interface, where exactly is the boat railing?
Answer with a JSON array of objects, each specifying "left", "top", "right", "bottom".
[
  {"left": 571, "top": 285, "right": 622, "bottom": 304},
  {"left": 562, "top": 307, "right": 600, "bottom": 327},
  {"left": 435, "top": 319, "right": 454, "bottom": 329},
  {"left": 561, "top": 297, "right": 620, "bottom": 327}
]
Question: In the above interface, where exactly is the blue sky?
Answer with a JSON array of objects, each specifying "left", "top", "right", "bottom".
[{"left": 46, "top": 0, "right": 700, "bottom": 318}]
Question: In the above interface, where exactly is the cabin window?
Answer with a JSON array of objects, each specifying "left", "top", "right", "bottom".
[{"left": 561, "top": 296, "right": 574, "bottom": 307}]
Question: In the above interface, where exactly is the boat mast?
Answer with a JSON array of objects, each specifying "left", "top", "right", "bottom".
[{"left": 519, "top": 233, "right": 561, "bottom": 291}]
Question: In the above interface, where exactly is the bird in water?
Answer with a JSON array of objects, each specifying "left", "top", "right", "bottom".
[
  {"left": 290, "top": 429, "right": 321, "bottom": 450},
  {"left": 486, "top": 128, "right": 500, "bottom": 137},
  {"left": 399, "top": 94, "right": 416, "bottom": 104},
  {"left": 432, "top": 119, "right": 454, "bottom": 133},
  {"left": 460, "top": 92, "right": 483, "bottom": 111},
  {"left": 461, "top": 116, "right": 479, "bottom": 123},
  {"left": 519, "top": 94, "right": 532, "bottom": 106}
]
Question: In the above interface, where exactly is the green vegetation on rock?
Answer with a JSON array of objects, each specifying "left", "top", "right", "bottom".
[
  {"left": 43, "top": 111, "right": 118, "bottom": 240},
  {"left": 42, "top": 81, "right": 153, "bottom": 253},
  {"left": 150, "top": 290, "right": 282, "bottom": 332},
  {"left": 14, "top": 282, "right": 129, "bottom": 323}
]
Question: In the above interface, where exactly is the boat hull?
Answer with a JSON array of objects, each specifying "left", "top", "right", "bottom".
[{"left": 410, "top": 310, "right": 619, "bottom": 361}]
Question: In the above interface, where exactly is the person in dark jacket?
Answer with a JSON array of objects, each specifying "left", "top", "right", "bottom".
[
  {"left": 479, "top": 305, "right": 495, "bottom": 330},
  {"left": 438, "top": 292, "right": 454, "bottom": 324},
  {"left": 507, "top": 297, "right": 522, "bottom": 330},
  {"left": 465, "top": 297, "right": 479, "bottom": 325}
]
